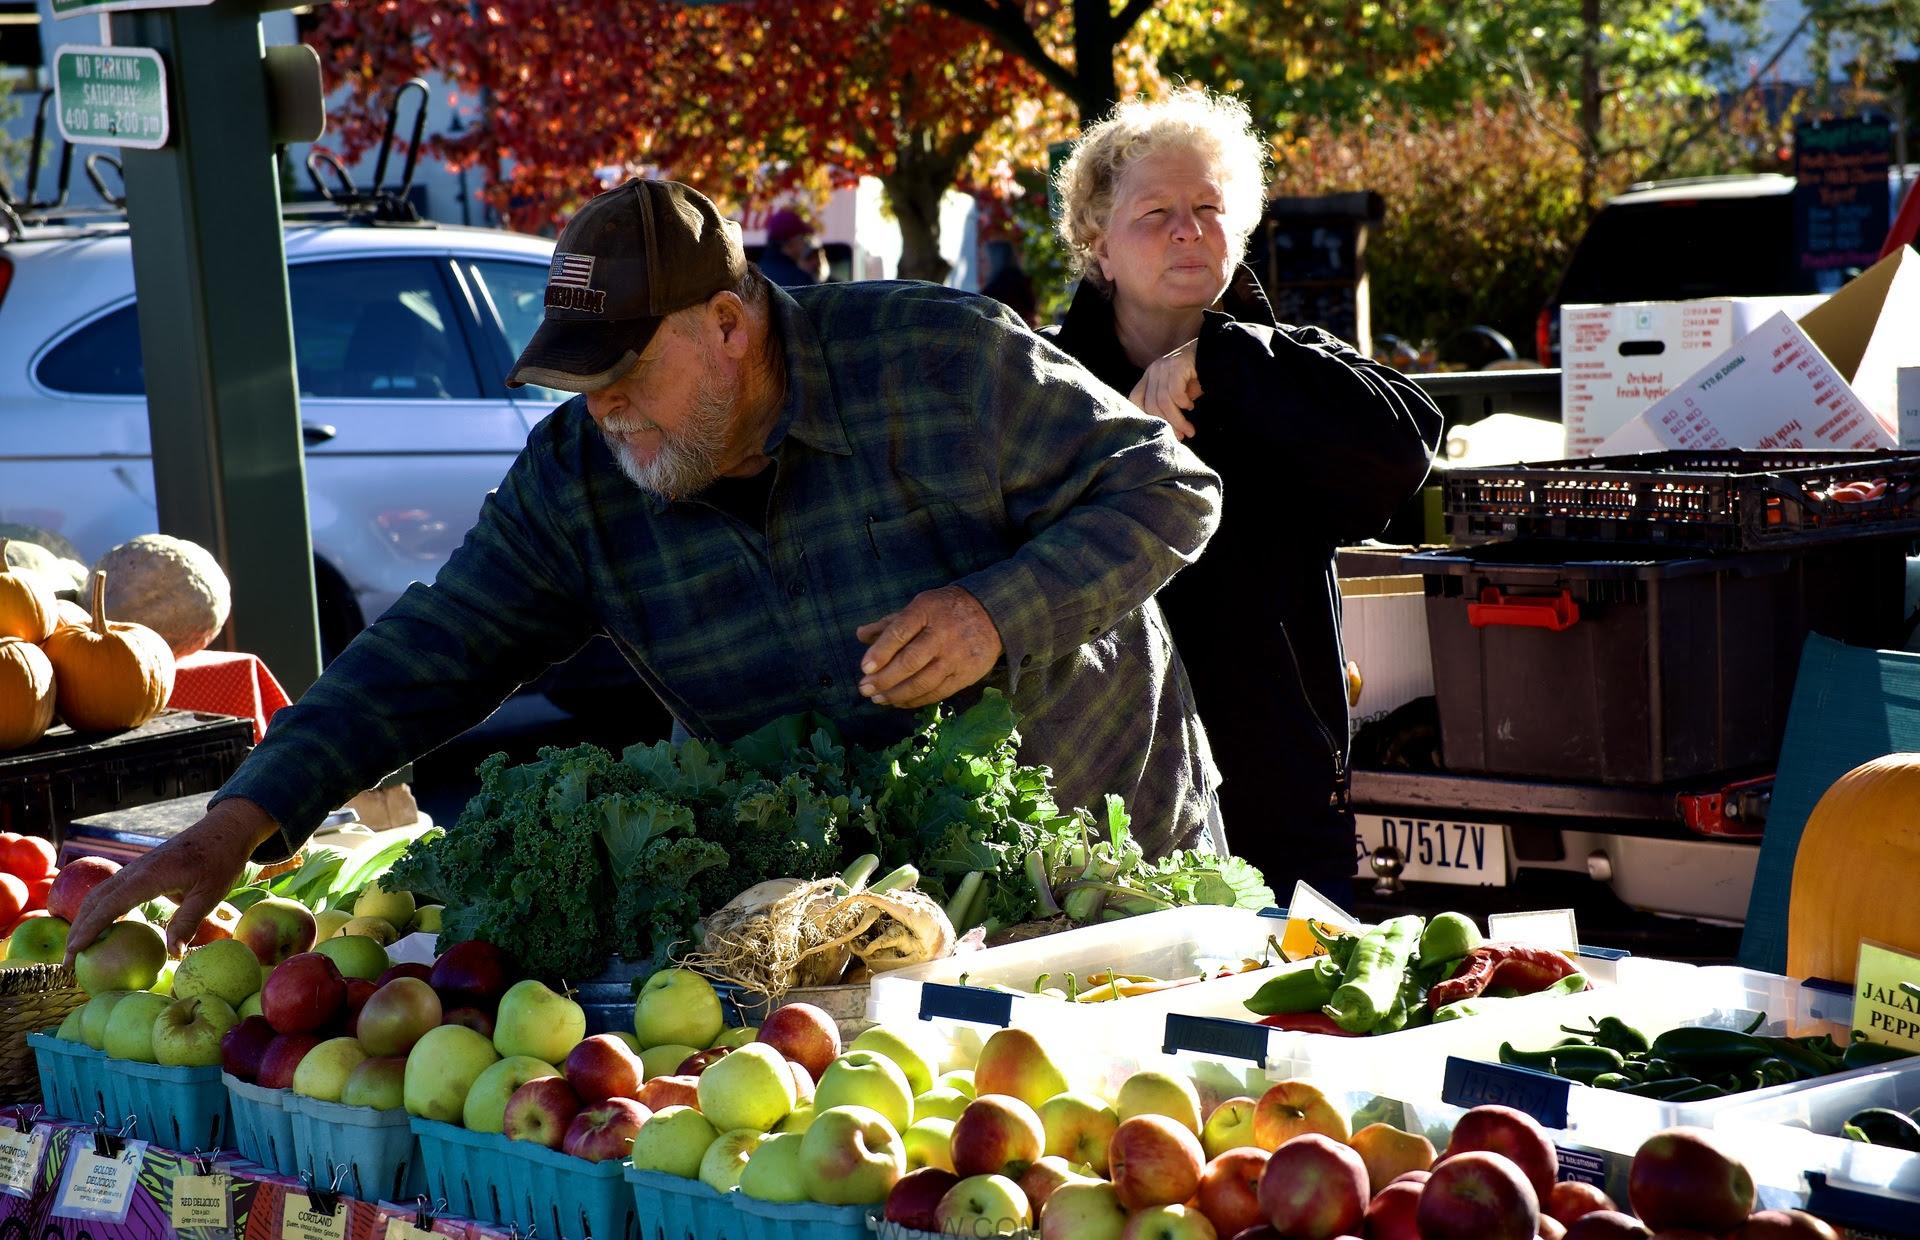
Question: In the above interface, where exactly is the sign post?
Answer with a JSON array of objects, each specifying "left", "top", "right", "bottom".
[{"left": 53, "top": 46, "right": 169, "bottom": 150}]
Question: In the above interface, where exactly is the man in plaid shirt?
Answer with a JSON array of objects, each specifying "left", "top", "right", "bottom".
[{"left": 67, "top": 181, "right": 1223, "bottom": 956}]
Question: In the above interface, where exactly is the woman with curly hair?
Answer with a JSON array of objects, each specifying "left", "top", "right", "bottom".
[{"left": 1046, "top": 90, "right": 1442, "bottom": 896}]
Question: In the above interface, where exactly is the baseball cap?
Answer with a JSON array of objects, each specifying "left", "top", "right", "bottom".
[
  {"left": 765, "top": 208, "right": 814, "bottom": 247},
  {"left": 507, "top": 179, "right": 748, "bottom": 392}
]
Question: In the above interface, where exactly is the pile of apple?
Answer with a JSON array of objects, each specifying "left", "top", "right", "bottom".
[{"left": 0, "top": 845, "right": 118, "bottom": 966}]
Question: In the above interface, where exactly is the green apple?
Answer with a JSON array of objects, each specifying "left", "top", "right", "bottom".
[
  {"left": 102, "top": 990, "right": 170, "bottom": 1062},
  {"left": 935, "top": 1173, "right": 1031, "bottom": 1236},
  {"left": 173, "top": 939, "right": 264, "bottom": 1007},
  {"left": 1201, "top": 1095, "right": 1259, "bottom": 1159},
  {"left": 403, "top": 1024, "right": 500, "bottom": 1124},
  {"left": 640, "top": 1043, "right": 699, "bottom": 1080},
  {"left": 712, "top": 1024, "right": 759, "bottom": 1049},
  {"left": 151, "top": 959, "right": 178, "bottom": 996},
  {"left": 293, "top": 1036, "right": 368, "bottom": 1102},
  {"left": 848, "top": 1026, "right": 935, "bottom": 1095},
  {"left": 75, "top": 921, "right": 167, "bottom": 995},
  {"left": 815, "top": 1049, "right": 914, "bottom": 1133},
  {"left": 78, "top": 991, "right": 133, "bottom": 1049},
  {"left": 342, "top": 1057, "right": 407, "bottom": 1110},
  {"left": 903, "top": 1117, "right": 956, "bottom": 1172},
  {"left": 776, "top": 1103, "right": 815, "bottom": 1135},
  {"left": 1115, "top": 1069, "right": 1203, "bottom": 1135},
  {"left": 153, "top": 995, "right": 238, "bottom": 1068},
  {"left": 494, "top": 979, "right": 585, "bottom": 1064},
  {"left": 938, "top": 1069, "right": 976, "bottom": 1097},
  {"left": 313, "top": 910, "right": 352, "bottom": 943},
  {"left": 738, "top": 1131, "right": 810, "bottom": 1202},
  {"left": 1033, "top": 1178, "right": 1126, "bottom": 1238},
  {"left": 1040, "top": 1092, "right": 1120, "bottom": 1175},
  {"left": 341, "top": 916, "right": 398, "bottom": 945},
  {"left": 354, "top": 880, "right": 416, "bottom": 929},
  {"left": 314, "top": 933, "right": 389, "bottom": 982},
  {"left": 7, "top": 916, "right": 70, "bottom": 964},
  {"left": 239, "top": 991, "right": 263, "bottom": 1020},
  {"left": 628, "top": 1104, "right": 718, "bottom": 1179},
  {"left": 462, "top": 1055, "right": 561, "bottom": 1134},
  {"left": 913, "top": 1086, "right": 971, "bottom": 1123},
  {"left": 798, "top": 1104, "right": 905, "bottom": 1205},
  {"left": 633, "top": 969, "right": 724, "bottom": 1051},
  {"left": 697, "top": 1128, "right": 765, "bottom": 1193},
  {"left": 610, "top": 1031, "right": 643, "bottom": 1054},
  {"left": 411, "top": 905, "right": 444, "bottom": 934},
  {"left": 697, "top": 1043, "right": 797, "bottom": 1133},
  {"left": 55, "top": 1008, "right": 83, "bottom": 1041}
]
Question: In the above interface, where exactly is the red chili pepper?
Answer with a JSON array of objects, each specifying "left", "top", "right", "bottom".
[
  {"left": 1427, "top": 943, "right": 1581, "bottom": 1010},
  {"left": 1258, "top": 1011, "right": 1366, "bottom": 1036}
]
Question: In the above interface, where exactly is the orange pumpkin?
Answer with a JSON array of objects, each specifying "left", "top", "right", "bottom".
[
  {"left": 0, "top": 539, "right": 56, "bottom": 644},
  {"left": 0, "top": 637, "right": 55, "bottom": 750},
  {"left": 42, "top": 571, "right": 175, "bottom": 733},
  {"left": 1787, "top": 752, "right": 1920, "bottom": 982}
]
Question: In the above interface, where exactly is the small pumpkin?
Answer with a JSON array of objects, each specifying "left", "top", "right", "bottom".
[
  {"left": 96, "top": 534, "right": 232, "bottom": 657},
  {"left": 0, "top": 637, "right": 55, "bottom": 750},
  {"left": 0, "top": 539, "right": 57, "bottom": 643},
  {"left": 42, "top": 571, "right": 175, "bottom": 733},
  {"left": 51, "top": 600, "right": 90, "bottom": 632},
  {"left": 1788, "top": 752, "right": 1920, "bottom": 982}
]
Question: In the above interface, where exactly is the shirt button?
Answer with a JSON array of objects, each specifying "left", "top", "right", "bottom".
[
  {"left": 818, "top": 674, "right": 833, "bottom": 688},
  {"left": 788, "top": 581, "right": 805, "bottom": 597}
]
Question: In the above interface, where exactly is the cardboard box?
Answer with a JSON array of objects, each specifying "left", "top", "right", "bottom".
[
  {"left": 1340, "top": 575, "right": 1433, "bottom": 738},
  {"left": 1600, "top": 248, "right": 1920, "bottom": 454},
  {"left": 1560, "top": 294, "right": 1825, "bottom": 455}
]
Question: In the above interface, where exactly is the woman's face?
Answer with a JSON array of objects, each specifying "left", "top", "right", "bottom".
[{"left": 1093, "top": 147, "right": 1233, "bottom": 314}]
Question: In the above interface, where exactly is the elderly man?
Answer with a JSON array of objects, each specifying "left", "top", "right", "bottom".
[{"left": 67, "top": 179, "right": 1223, "bottom": 957}]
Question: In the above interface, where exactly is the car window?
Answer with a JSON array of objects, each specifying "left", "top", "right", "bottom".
[
  {"left": 290, "top": 258, "right": 480, "bottom": 400},
  {"left": 468, "top": 259, "right": 568, "bottom": 405},
  {"left": 36, "top": 303, "right": 145, "bottom": 395}
]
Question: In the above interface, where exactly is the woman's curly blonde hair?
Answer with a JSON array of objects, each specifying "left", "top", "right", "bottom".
[{"left": 1054, "top": 89, "right": 1270, "bottom": 280}]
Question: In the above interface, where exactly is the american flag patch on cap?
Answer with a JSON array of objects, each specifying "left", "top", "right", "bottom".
[{"left": 550, "top": 253, "right": 596, "bottom": 289}]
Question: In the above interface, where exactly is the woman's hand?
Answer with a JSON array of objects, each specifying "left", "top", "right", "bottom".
[{"left": 1128, "top": 339, "right": 1203, "bottom": 439}]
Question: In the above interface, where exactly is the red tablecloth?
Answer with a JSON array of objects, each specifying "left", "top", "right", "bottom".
[{"left": 166, "top": 649, "right": 291, "bottom": 742}]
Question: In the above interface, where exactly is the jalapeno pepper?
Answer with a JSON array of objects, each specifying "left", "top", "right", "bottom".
[
  {"left": 1498, "top": 1042, "right": 1626, "bottom": 1076},
  {"left": 1245, "top": 957, "right": 1342, "bottom": 1016},
  {"left": 1842, "top": 1038, "right": 1914, "bottom": 1069},
  {"left": 1560, "top": 1017, "right": 1651, "bottom": 1054}
]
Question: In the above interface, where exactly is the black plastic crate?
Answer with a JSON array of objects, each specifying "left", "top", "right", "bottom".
[
  {"left": 1445, "top": 450, "right": 1920, "bottom": 550},
  {"left": 0, "top": 710, "right": 253, "bottom": 842},
  {"left": 1406, "top": 540, "right": 1909, "bottom": 785}
]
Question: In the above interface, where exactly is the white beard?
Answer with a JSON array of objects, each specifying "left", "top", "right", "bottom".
[{"left": 602, "top": 369, "right": 734, "bottom": 500}]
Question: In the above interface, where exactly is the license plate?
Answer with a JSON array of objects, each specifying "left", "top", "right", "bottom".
[{"left": 1354, "top": 815, "right": 1510, "bottom": 886}]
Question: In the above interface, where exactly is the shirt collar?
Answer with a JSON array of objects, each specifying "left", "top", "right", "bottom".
[
  {"left": 766, "top": 283, "right": 853, "bottom": 458},
  {"left": 1054, "top": 262, "right": 1278, "bottom": 391}
]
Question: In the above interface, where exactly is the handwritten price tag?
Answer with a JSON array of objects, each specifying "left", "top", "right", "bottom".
[
  {"left": 171, "top": 1172, "right": 230, "bottom": 1230},
  {"left": 1279, "top": 881, "right": 1362, "bottom": 961},
  {"left": 385, "top": 1219, "right": 436, "bottom": 1240},
  {"left": 53, "top": 1141, "right": 145, "bottom": 1223},
  {"left": 0, "top": 1126, "right": 46, "bottom": 1198},
  {"left": 283, "top": 1193, "right": 348, "bottom": 1240}
]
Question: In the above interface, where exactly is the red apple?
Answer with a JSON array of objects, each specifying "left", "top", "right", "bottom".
[
  {"left": 1110, "top": 1113, "right": 1206, "bottom": 1212},
  {"left": 1735, "top": 1210, "right": 1841, "bottom": 1240},
  {"left": 757, "top": 1002, "right": 840, "bottom": 1082},
  {"left": 562, "top": 1097, "right": 650, "bottom": 1163},
  {"left": 343, "top": 978, "right": 377, "bottom": 1032},
  {"left": 220, "top": 1015, "right": 279, "bottom": 1083},
  {"left": 634, "top": 1074, "right": 700, "bottom": 1112},
  {"left": 233, "top": 897, "right": 317, "bottom": 967},
  {"left": 261, "top": 952, "right": 347, "bottom": 1035},
  {"left": 376, "top": 962, "right": 433, "bottom": 988},
  {"left": 885, "top": 1166, "right": 960, "bottom": 1231},
  {"left": 1389, "top": 1170, "right": 1430, "bottom": 1186},
  {"left": 1563, "top": 1210, "right": 1652, "bottom": 1240},
  {"left": 188, "top": 902, "right": 243, "bottom": 947},
  {"left": 1547, "top": 1181, "right": 1616, "bottom": 1227},
  {"left": 46, "top": 856, "right": 119, "bottom": 922},
  {"left": 789, "top": 1058, "right": 816, "bottom": 1104},
  {"left": 429, "top": 940, "right": 512, "bottom": 1007},
  {"left": 1017, "top": 1155, "right": 1083, "bottom": 1212},
  {"left": 1444, "top": 1105, "right": 1558, "bottom": 1203},
  {"left": 357, "top": 977, "right": 443, "bottom": 1057},
  {"left": 1257, "top": 1133, "right": 1367, "bottom": 1239},
  {"left": 257, "top": 1033, "right": 325, "bottom": 1090},
  {"left": 1229, "top": 1230, "right": 1282, "bottom": 1240},
  {"left": 23, "top": 875, "right": 52, "bottom": 912},
  {"left": 1197, "top": 1147, "right": 1269, "bottom": 1237},
  {"left": 1629, "top": 1128, "right": 1754, "bottom": 1234},
  {"left": 442, "top": 1006, "right": 496, "bottom": 1039},
  {"left": 676, "top": 1046, "right": 732, "bottom": 1076},
  {"left": 1416, "top": 1150, "right": 1538, "bottom": 1240},
  {"left": 504, "top": 1077, "right": 581, "bottom": 1151},
  {"left": 564, "top": 1034, "right": 645, "bottom": 1104},
  {"left": 1363, "top": 1179, "right": 1423, "bottom": 1240},
  {"left": 951, "top": 1095, "right": 1046, "bottom": 1179}
]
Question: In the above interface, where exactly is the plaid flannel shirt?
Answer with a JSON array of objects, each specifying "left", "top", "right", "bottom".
[{"left": 216, "top": 281, "right": 1223, "bottom": 860}]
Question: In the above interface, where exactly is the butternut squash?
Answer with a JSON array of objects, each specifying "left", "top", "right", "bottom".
[{"left": 1788, "top": 752, "right": 1920, "bottom": 982}]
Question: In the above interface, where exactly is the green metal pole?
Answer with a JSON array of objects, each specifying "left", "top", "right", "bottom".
[{"left": 110, "top": 0, "right": 321, "bottom": 698}]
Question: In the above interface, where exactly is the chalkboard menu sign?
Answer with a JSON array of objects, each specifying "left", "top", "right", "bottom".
[
  {"left": 1249, "top": 192, "right": 1384, "bottom": 352},
  {"left": 1795, "top": 114, "right": 1891, "bottom": 271}
]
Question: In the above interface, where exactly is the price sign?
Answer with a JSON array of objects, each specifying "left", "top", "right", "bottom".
[
  {"left": 1853, "top": 940, "right": 1920, "bottom": 1052},
  {"left": 54, "top": 45, "right": 169, "bottom": 150},
  {"left": 0, "top": 1126, "right": 46, "bottom": 1198},
  {"left": 385, "top": 1219, "right": 436, "bottom": 1240},
  {"left": 171, "top": 1172, "right": 230, "bottom": 1230},
  {"left": 1488, "top": 908, "right": 1580, "bottom": 954},
  {"left": 282, "top": 1193, "right": 348, "bottom": 1240},
  {"left": 53, "top": 1139, "right": 146, "bottom": 1224},
  {"left": 1278, "top": 881, "right": 1363, "bottom": 961}
]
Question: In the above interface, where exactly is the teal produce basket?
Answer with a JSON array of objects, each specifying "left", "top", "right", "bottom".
[
  {"left": 413, "top": 1117, "right": 637, "bottom": 1240},
  {"left": 223, "top": 1075, "right": 298, "bottom": 1174},
  {"left": 26, "top": 1032, "right": 107, "bottom": 1122},
  {"left": 626, "top": 1166, "right": 737, "bottom": 1240},
  {"left": 98, "top": 1058, "right": 227, "bottom": 1149},
  {"left": 290, "top": 1095, "right": 420, "bottom": 1202},
  {"left": 733, "top": 1194, "right": 878, "bottom": 1240}
]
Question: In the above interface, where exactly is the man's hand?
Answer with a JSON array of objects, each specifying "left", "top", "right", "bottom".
[
  {"left": 1127, "top": 339, "right": 1202, "bottom": 439},
  {"left": 855, "top": 585, "right": 1003, "bottom": 709},
  {"left": 64, "top": 798, "right": 281, "bottom": 963}
]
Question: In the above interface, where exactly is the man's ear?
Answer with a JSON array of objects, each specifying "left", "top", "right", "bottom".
[{"left": 708, "top": 292, "right": 750, "bottom": 357}]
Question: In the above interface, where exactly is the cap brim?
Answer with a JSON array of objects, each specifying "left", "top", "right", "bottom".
[{"left": 506, "top": 315, "right": 659, "bottom": 392}]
